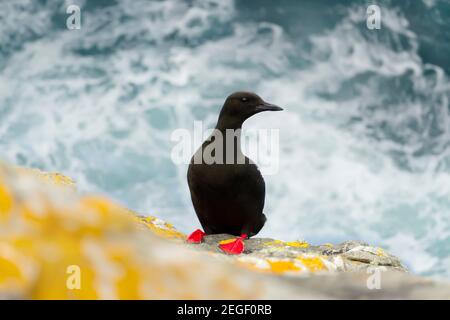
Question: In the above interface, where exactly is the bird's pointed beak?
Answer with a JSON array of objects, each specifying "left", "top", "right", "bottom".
[{"left": 255, "top": 102, "right": 284, "bottom": 113}]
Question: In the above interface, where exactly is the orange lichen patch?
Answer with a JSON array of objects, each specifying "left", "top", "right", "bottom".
[
  {"left": 264, "top": 240, "right": 309, "bottom": 249},
  {"left": 137, "top": 216, "right": 185, "bottom": 240},
  {"left": 0, "top": 184, "right": 13, "bottom": 220},
  {"left": 31, "top": 254, "right": 99, "bottom": 300},
  {"left": 235, "top": 257, "right": 284, "bottom": 275},
  {"left": 285, "top": 241, "right": 309, "bottom": 248},
  {"left": 110, "top": 254, "right": 142, "bottom": 300},
  {"left": 263, "top": 240, "right": 285, "bottom": 247},
  {"left": 80, "top": 196, "right": 127, "bottom": 220},
  {"left": 0, "top": 253, "right": 25, "bottom": 285},
  {"left": 297, "top": 257, "right": 327, "bottom": 272},
  {"left": 267, "top": 259, "right": 302, "bottom": 274},
  {"left": 0, "top": 242, "right": 36, "bottom": 295},
  {"left": 74, "top": 197, "right": 136, "bottom": 235},
  {"left": 219, "top": 238, "right": 238, "bottom": 245}
]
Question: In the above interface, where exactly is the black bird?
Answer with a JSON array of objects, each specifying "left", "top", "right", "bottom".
[{"left": 187, "top": 92, "right": 283, "bottom": 254}]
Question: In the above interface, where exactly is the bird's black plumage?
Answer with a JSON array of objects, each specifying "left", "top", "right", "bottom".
[{"left": 187, "top": 92, "right": 283, "bottom": 237}]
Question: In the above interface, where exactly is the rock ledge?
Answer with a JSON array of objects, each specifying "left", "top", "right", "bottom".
[{"left": 1, "top": 164, "right": 449, "bottom": 299}]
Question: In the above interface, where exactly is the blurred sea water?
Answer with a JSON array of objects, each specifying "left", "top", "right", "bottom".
[{"left": 1, "top": 0, "right": 450, "bottom": 279}]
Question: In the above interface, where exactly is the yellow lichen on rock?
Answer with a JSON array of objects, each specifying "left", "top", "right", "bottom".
[
  {"left": 136, "top": 216, "right": 185, "bottom": 240},
  {"left": 297, "top": 257, "right": 327, "bottom": 273},
  {"left": 0, "top": 164, "right": 414, "bottom": 299},
  {"left": 2, "top": 164, "right": 299, "bottom": 299},
  {"left": 263, "top": 240, "right": 285, "bottom": 247},
  {"left": 267, "top": 259, "right": 302, "bottom": 274},
  {"left": 14, "top": 166, "right": 76, "bottom": 190},
  {"left": 0, "top": 242, "right": 34, "bottom": 295},
  {"left": 263, "top": 239, "right": 309, "bottom": 249},
  {"left": 234, "top": 255, "right": 326, "bottom": 275},
  {"left": 219, "top": 238, "right": 238, "bottom": 245},
  {"left": 0, "top": 173, "right": 140, "bottom": 299},
  {"left": 285, "top": 241, "right": 310, "bottom": 248},
  {"left": 0, "top": 184, "right": 13, "bottom": 221},
  {"left": 376, "top": 248, "right": 386, "bottom": 257}
]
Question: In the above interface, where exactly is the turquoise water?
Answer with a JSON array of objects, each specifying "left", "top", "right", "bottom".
[{"left": 1, "top": 0, "right": 450, "bottom": 279}]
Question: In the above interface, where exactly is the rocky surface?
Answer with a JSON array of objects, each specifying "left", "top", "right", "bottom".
[
  {"left": 198, "top": 235, "right": 406, "bottom": 274},
  {"left": 1, "top": 163, "right": 449, "bottom": 299}
]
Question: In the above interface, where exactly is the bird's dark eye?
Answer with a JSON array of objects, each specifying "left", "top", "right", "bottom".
[{"left": 241, "top": 97, "right": 248, "bottom": 102}]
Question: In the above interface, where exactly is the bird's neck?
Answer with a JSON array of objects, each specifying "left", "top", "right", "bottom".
[
  {"left": 215, "top": 118, "right": 243, "bottom": 151},
  {"left": 204, "top": 117, "right": 246, "bottom": 164},
  {"left": 215, "top": 116, "right": 243, "bottom": 132}
]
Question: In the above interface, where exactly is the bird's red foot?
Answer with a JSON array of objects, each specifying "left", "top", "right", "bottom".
[
  {"left": 219, "top": 234, "right": 247, "bottom": 255},
  {"left": 187, "top": 229, "right": 205, "bottom": 244}
]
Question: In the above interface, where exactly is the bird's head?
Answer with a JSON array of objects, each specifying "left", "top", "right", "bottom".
[{"left": 217, "top": 91, "right": 283, "bottom": 129}]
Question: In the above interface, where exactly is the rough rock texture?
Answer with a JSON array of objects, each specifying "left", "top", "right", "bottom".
[
  {"left": 136, "top": 217, "right": 406, "bottom": 276},
  {"left": 1, "top": 163, "right": 449, "bottom": 299},
  {"left": 197, "top": 235, "right": 406, "bottom": 275}
]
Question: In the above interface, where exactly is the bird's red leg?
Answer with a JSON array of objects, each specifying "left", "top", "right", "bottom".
[
  {"left": 219, "top": 234, "right": 247, "bottom": 255},
  {"left": 187, "top": 229, "right": 205, "bottom": 244}
]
